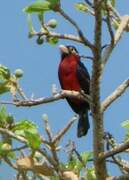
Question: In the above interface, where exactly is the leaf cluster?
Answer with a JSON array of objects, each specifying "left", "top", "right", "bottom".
[{"left": 0, "top": 65, "right": 24, "bottom": 97}]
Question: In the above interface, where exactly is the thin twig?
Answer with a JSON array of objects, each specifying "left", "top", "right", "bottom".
[
  {"left": 103, "top": 132, "right": 127, "bottom": 173},
  {"left": 38, "top": 148, "right": 57, "bottom": 167},
  {"left": 105, "top": 0, "right": 114, "bottom": 46},
  {"left": 50, "top": 144, "right": 61, "bottom": 175},
  {"left": 101, "top": 15, "right": 129, "bottom": 68},
  {"left": 44, "top": 117, "right": 53, "bottom": 142},
  {"left": 17, "top": 85, "right": 28, "bottom": 100},
  {"left": 112, "top": 156, "right": 129, "bottom": 174},
  {"left": 84, "top": 0, "right": 107, "bottom": 22},
  {"left": 103, "top": 131, "right": 129, "bottom": 173},
  {"left": 107, "top": 2, "right": 121, "bottom": 21},
  {"left": 84, "top": 0, "right": 94, "bottom": 8},
  {"left": 101, "top": 78, "right": 129, "bottom": 112},
  {"left": 107, "top": 175, "right": 129, "bottom": 180},
  {"left": 38, "top": 148, "right": 62, "bottom": 178},
  {"left": 58, "top": 8, "right": 94, "bottom": 49},
  {"left": 4, "top": 157, "right": 17, "bottom": 170},
  {"left": 74, "top": 149, "right": 86, "bottom": 168},
  {"left": 80, "top": 55, "right": 94, "bottom": 61},
  {"left": 53, "top": 116, "right": 77, "bottom": 144},
  {"left": 10, "top": 145, "right": 28, "bottom": 152}
]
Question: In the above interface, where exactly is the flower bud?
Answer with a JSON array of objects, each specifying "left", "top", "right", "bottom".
[{"left": 47, "top": 19, "right": 57, "bottom": 28}]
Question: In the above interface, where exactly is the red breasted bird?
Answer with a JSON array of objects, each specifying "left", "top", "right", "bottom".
[{"left": 58, "top": 45, "right": 90, "bottom": 137}]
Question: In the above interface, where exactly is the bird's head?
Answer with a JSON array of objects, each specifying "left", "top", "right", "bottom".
[{"left": 59, "top": 45, "right": 79, "bottom": 60}]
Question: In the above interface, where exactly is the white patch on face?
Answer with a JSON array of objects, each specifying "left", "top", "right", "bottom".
[{"left": 59, "top": 45, "right": 69, "bottom": 54}]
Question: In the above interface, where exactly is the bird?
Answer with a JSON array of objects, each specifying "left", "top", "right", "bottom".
[{"left": 58, "top": 45, "right": 90, "bottom": 138}]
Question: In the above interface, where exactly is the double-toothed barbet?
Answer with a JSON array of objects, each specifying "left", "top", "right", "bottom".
[{"left": 58, "top": 45, "right": 90, "bottom": 137}]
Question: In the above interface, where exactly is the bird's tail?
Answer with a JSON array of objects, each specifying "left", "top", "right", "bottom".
[{"left": 77, "top": 110, "right": 90, "bottom": 138}]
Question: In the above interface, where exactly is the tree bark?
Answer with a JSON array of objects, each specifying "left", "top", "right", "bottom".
[{"left": 91, "top": 1, "right": 108, "bottom": 179}]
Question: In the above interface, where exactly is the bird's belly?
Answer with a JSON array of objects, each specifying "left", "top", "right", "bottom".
[
  {"left": 59, "top": 60, "right": 84, "bottom": 104},
  {"left": 61, "top": 73, "right": 81, "bottom": 91},
  {"left": 61, "top": 73, "right": 86, "bottom": 105}
]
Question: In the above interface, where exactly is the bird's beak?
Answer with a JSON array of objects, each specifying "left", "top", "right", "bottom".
[{"left": 59, "top": 45, "right": 69, "bottom": 54}]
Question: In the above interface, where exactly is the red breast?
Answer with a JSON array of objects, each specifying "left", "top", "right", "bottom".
[{"left": 58, "top": 54, "right": 81, "bottom": 91}]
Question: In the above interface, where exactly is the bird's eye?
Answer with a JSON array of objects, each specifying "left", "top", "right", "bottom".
[{"left": 70, "top": 47, "right": 76, "bottom": 54}]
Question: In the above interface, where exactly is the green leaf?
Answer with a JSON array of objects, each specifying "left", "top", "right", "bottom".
[
  {"left": 23, "top": 1, "right": 51, "bottom": 14},
  {"left": 66, "top": 155, "right": 82, "bottom": 173},
  {"left": 121, "top": 120, "right": 129, "bottom": 129},
  {"left": 12, "top": 119, "right": 37, "bottom": 136},
  {"left": 50, "top": 176, "right": 59, "bottom": 180},
  {"left": 0, "top": 65, "right": 11, "bottom": 95},
  {"left": 0, "top": 82, "right": 10, "bottom": 95},
  {"left": 81, "top": 152, "right": 93, "bottom": 164},
  {"left": 6, "top": 115, "right": 14, "bottom": 124},
  {"left": 66, "top": 152, "right": 93, "bottom": 173},
  {"left": 13, "top": 119, "right": 41, "bottom": 149},
  {"left": 0, "top": 106, "right": 14, "bottom": 145},
  {"left": 13, "top": 119, "right": 37, "bottom": 131},
  {"left": 47, "top": 37, "right": 59, "bottom": 45},
  {"left": 110, "top": 0, "right": 115, "bottom": 7},
  {"left": 25, "top": 130, "right": 41, "bottom": 149},
  {"left": 121, "top": 120, "right": 129, "bottom": 141},
  {"left": 86, "top": 167, "right": 96, "bottom": 180},
  {"left": 0, "top": 106, "right": 8, "bottom": 126},
  {"left": 124, "top": 131, "right": 129, "bottom": 141},
  {"left": 46, "top": 0, "right": 60, "bottom": 10},
  {"left": 74, "top": 3, "right": 88, "bottom": 12},
  {"left": 8, "top": 151, "right": 16, "bottom": 159},
  {"left": 66, "top": 155, "right": 77, "bottom": 170},
  {"left": 0, "top": 65, "right": 11, "bottom": 81}
]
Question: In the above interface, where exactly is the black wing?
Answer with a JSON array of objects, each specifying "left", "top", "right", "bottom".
[{"left": 77, "top": 61, "right": 90, "bottom": 95}]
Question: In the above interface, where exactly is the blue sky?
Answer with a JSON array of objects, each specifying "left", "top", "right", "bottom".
[{"left": 0, "top": 1, "right": 129, "bottom": 178}]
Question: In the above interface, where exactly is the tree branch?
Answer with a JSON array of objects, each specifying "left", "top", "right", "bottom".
[
  {"left": 34, "top": 31, "right": 85, "bottom": 44},
  {"left": 107, "top": 2, "right": 121, "bottom": 21},
  {"left": 10, "top": 145, "right": 28, "bottom": 152},
  {"left": 99, "top": 139, "right": 129, "bottom": 160},
  {"left": 101, "top": 15, "right": 129, "bottom": 69},
  {"left": 57, "top": 7, "right": 94, "bottom": 49},
  {"left": 91, "top": 0, "right": 108, "bottom": 179},
  {"left": 0, "top": 90, "right": 91, "bottom": 107},
  {"left": 84, "top": 0, "right": 94, "bottom": 8},
  {"left": 112, "top": 156, "right": 129, "bottom": 174},
  {"left": 105, "top": 0, "right": 114, "bottom": 46},
  {"left": 0, "top": 127, "right": 27, "bottom": 144},
  {"left": 101, "top": 78, "right": 129, "bottom": 112},
  {"left": 107, "top": 175, "right": 129, "bottom": 180},
  {"left": 53, "top": 116, "right": 77, "bottom": 144}
]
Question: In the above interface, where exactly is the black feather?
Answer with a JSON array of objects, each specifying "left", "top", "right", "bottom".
[
  {"left": 77, "top": 61, "right": 90, "bottom": 95},
  {"left": 77, "top": 109, "right": 90, "bottom": 137},
  {"left": 66, "top": 60, "right": 90, "bottom": 137},
  {"left": 76, "top": 60, "right": 90, "bottom": 137}
]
